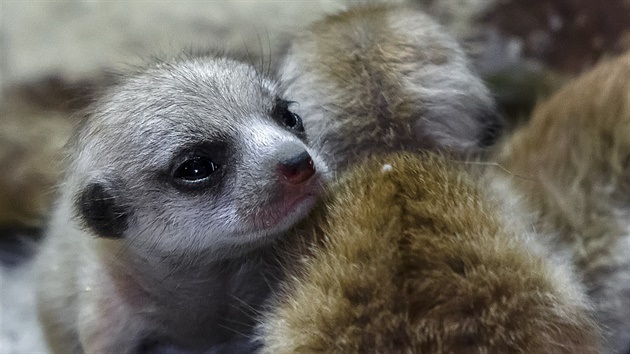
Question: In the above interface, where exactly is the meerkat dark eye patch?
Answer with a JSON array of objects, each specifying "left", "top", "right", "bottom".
[
  {"left": 272, "top": 99, "right": 305, "bottom": 133},
  {"left": 165, "top": 140, "right": 231, "bottom": 193},
  {"left": 77, "top": 182, "right": 129, "bottom": 239}
]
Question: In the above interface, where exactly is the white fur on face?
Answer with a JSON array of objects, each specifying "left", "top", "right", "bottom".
[
  {"left": 125, "top": 117, "right": 329, "bottom": 260},
  {"left": 243, "top": 118, "right": 302, "bottom": 152}
]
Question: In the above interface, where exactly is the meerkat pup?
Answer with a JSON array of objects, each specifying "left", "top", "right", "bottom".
[
  {"left": 493, "top": 52, "right": 630, "bottom": 353},
  {"left": 278, "top": 3, "right": 501, "bottom": 173},
  {"left": 35, "top": 54, "right": 328, "bottom": 354},
  {"left": 257, "top": 153, "right": 600, "bottom": 353}
]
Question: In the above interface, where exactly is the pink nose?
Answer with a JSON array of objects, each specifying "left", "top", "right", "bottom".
[{"left": 279, "top": 151, "right": 316, "bottom": 184}]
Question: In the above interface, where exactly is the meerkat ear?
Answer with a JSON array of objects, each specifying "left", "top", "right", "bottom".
[{"left": 76, "top": 179, "right": 130, "bottom": 239}]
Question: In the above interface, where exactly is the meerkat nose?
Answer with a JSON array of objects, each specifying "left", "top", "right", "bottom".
[{"left": 279, "top": 150, "right": 316, "bottom": 184}]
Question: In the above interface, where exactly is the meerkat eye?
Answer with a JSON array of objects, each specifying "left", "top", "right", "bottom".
[
  {"left": 174, "top": 157, "right": 219, "bottom": 182},
  {"left": 274, "top": 99, "right": 305, "bottom": 133},
  {"left": 282, "top": 109, "right": 304, "bottom": 132}
]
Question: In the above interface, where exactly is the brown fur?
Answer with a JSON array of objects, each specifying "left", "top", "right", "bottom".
[
  {"left": 259, "top": 153, "right": 600, "bottom": 353},
  {"left": 279, "top": 4, "right": 500, "bottom": 173},
  {"left": 495, "top": 52, "right": 630, "bottom": 353}
]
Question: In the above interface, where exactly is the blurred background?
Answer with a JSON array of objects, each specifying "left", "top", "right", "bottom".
[{"left": 1, "top": 1, "right": 629, "bottom": 352}]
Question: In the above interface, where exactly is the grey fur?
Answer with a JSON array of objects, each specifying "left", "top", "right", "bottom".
[
  {"left": 35, "top": 55, "right": 328, "bottom": 353},
  {"left": 278, "top": 3, "right": 501, "bottom": 173}
]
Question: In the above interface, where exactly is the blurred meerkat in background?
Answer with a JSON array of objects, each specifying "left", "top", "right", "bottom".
[
  {"left": 492, "top": 52, "right": 630, "bottom": 353},
  {"left": 257, "top": 153, "right": 600, "bottom": 353},
  {"left": 278, "top": 3, "right": 502, "bottom": 173}
]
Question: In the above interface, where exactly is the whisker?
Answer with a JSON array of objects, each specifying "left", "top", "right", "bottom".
[{"left": 454, "top": 160, "right": 536, "bottom": 181}]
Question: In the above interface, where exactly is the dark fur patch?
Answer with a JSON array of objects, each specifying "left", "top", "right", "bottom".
[
  {"left": 477, "top": 108, "right": 504, "bottom": 148},
  {"left": 77, "top": 182, "right": 129, "bottom": 239}
]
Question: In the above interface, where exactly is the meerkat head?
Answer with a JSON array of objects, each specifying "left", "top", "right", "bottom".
[
  {"left": 279, "top": 4, "right": 501, "bottom": 170},
  {"left": 67, "top": 56, "right": 328, "bottom": 260}
]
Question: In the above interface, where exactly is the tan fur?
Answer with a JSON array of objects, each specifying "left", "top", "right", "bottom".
[
  {"left": 495, "top": 52, "right": 630, "bottom": 353},
  {"left": 259, "top": 153, "right": 600, "bottom": 353}
]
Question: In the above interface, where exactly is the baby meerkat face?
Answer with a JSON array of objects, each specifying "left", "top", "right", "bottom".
[{"left": 72, "top": 57, "right": 328, "bottom": 259}]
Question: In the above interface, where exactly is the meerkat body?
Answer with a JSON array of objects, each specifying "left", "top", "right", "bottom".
[
  {"left": 278, "top": 3, "right": 501, "bottom": 173},
  {"left": 257, "top": 153, "right": 600, "bottom": 353},
  {"left": 35, "top": 55, "right": 328, "bottom": 353},
  {"left": 493, "top": 52, "right": 630, "bottom": 353}
]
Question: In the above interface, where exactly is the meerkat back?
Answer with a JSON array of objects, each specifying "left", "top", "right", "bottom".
[
  {"left": 494, "top": 52, "right": 630, "bottom": 353},
  {"left": 258, "top": 153, "right": 600, "bottom": 353},
  {"left": 279, "top": 4, "right": 500, "bottom": 172}
]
